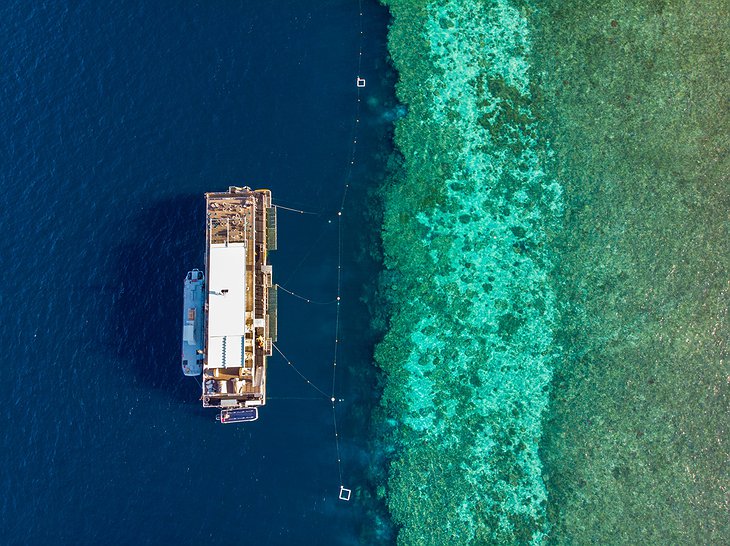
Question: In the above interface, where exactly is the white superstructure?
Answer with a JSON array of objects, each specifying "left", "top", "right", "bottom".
[{"left": 201, "top": 186, "right": 277, "bottom": 414}]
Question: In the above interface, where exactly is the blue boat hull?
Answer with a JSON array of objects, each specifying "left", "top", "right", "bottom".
[{"left": 181, "top": 270, "right": 205, "bottom": 376}]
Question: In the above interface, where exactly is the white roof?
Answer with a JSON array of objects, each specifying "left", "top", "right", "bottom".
[{"left": 207, "top": 243, "right": 247, "bottom": 368}]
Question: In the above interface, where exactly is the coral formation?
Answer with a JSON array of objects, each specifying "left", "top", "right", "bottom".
[
  {"left": 531, "top": 1, "right": 730, "bottom": 543},
  {"left": 376, "top": 1, "right": 561, "bottom": 543},
  {"left": 376, "top": 0, "right": 728, "bottom": 544}
]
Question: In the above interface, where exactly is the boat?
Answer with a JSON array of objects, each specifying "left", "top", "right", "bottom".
[
  {"left": 183, "top": 186, "right": 277, "bottom": 423},
  {"left": 218, "top": 407, "right": 259, "bottom": 423},
  {"left": 181, "top": 269, "right": 205, "bottom": 376}
]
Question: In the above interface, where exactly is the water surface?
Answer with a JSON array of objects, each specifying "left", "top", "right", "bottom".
[{"left": 0, "top": 1, "right": 391, "bottom": 544}]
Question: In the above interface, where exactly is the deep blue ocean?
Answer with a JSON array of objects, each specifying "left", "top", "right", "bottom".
[{"left": 0, "top": 1, "right": 392, "bottom": 544}]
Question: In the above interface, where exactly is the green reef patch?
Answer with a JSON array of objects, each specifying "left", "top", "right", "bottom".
[
  {"left": 376, "top": 0, "right": 561, "bottom": 543},
  {"left": 531, "top": 0, "right": 729, "bottom": 543}
]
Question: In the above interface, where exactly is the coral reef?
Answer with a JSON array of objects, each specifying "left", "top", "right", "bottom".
[
  {"left": 376, "top": 0, "right": 728, "bottom": 544},
  {"left": 376, "top": 1, "right": 561, "bottom": 543},
  {"left": 530, "top": 1, "right": 730, "bottom": 543}
]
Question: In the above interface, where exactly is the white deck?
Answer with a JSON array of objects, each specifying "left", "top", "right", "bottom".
[{"left": 207, "top": 243, "right": 247, "bottom": 369}]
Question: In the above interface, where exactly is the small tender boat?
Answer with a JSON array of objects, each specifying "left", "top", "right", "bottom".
[
  {"left": 218, "top": 407, "right": 259, "bottom": 423},
  {"left": 181, "top": 269, "right": 205, "bottom": 376}
]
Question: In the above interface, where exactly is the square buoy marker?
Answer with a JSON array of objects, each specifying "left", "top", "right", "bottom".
[
  {"left": 356, "top": 77, "right": 366, "bottom": 88},
  {"left": 339, "top": 486, "right": 352, "bottom": 501}
]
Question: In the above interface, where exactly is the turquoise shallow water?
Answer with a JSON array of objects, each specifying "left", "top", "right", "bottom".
[
  {"left": 375, "top": 1, "right": 560, "bottom": 542},
  {"left": 373, "top": 0, "right": 729, "bottom": 544}
]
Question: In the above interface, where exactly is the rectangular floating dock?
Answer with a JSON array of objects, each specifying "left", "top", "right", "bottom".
[{"left": 202, "top": 186, "right": 277, "bottom": 418}]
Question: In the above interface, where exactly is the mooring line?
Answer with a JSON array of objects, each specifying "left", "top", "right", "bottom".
[
  {"left": 325, "top": 209, "right": 346, "bottom": 494},
  {"left": 268, "top": 396, "right": 326, "bottom": 401},
  {"left": 325, "top": 0, "right": 365, "bottom": 502},
  {"left": 277, "top": 284, "right": 338, "bottom": 305},
  {"left": 280, "top": 222, "right": 333, "bottom": 286},
  {"left": 272, "top": 203, "right": 320, "bottom": 215},
  {"left": 272, "top": 342, "right": 330, "bottom": 400},
  {"left": 273, "top": 0, "right": 364, "bottom": 501},
  {"left": 332, "top": 400, "right": 344, "bottom": 486}
]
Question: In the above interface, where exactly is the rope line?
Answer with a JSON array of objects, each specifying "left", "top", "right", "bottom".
[
  {"left": 324, "top": 0, "right": 365, "bottom": 498},
  {"left": 280, "top": 222, "right": 333, "bottom": 285},
  {"left": 268, "top": 396, "right": 326, "bottom": 401},
  {"left": 273, "top": 203, "right": 320, "bottom": 215},
  {"left": 272, "top": 0, "right": 365, "bottom": 499},
  {"left": 272, "top": 343, "right": 330, "bottom": 400},
  {"left": 277, "top": 284, "right": 338, "bottom": 305},
  {"left": 332, "top": 402, "right": 343, "bottom": 486}
]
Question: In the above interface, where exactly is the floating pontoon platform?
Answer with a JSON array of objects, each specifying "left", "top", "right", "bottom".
[{"left": 200, "top": 186, "right": 277, "bottom": 422}]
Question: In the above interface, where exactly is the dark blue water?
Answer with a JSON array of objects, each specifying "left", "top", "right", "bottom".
[{"left": 0, "top": 1, "right": 391, "bottom": 543}]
